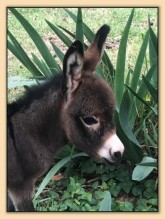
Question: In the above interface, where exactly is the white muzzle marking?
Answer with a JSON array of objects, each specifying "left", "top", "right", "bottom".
[{"left": 98, "top": 133, "right": 124, "bottom": 162}]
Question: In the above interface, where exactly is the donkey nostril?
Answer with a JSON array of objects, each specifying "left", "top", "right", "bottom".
[{"left": 113, "top": 151, "right": 121, "bottom": 161}]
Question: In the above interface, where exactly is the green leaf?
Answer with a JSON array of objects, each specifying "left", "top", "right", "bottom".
[
  {"left": 9, "top": 8, "right": 60, "bottom": 75},
  {"left": 125, "top": 68, "right": 133, "bottom": 86},
  {"left": 81, "top": 159, "right": 97, "bottom": 174},
  {"left": 136, "top": 162, "right": 157, "bottom": 167},
  {"left": 119, "top": 90, "right": 140, "bottom": 146},
  {"left": 138, "top": 60, "right": 157, "bottom": 99},
  {"left": 46, "top": 20, "right": 72, "bottom": 47},
  {"left": 76, "top": 8, "right": 84, "bottom": 45},
  {"left": 130, "top": 30, "right": 149, "bottom": 92},
  {"left": 99, "top": 191, "right": 112, "bottom": 211},
  {"left": 50, "top": 41, "right": 64, "bottom": 62},
  {"left": 142, "top": 75, "right": 158, "bottom": 103},
  {"left": 64, "top": 8, "right": 114, "bottom": 80},
  {"left": 132, "top": 156, "right": 156, "bottom": 181},
  {"left": 102, "top": 52, "right": 115, "bottom": 80},
  {"left": 148, "top": 16, "right": 158, "bottom": 62},
  {"left": 8, "top": 31, "right": 42, "bottom": 81},
  {"left": 33, "top": 152, "right": 88, "bottom": 200},
  {"left": 31, "top": 53, "right": 53, "bottom": 79},
  {"left": 114, "top": 9, "right": 134, "bottom": 107},
  {"left": 125, "top": 85, "right": 157, "bottom": 115},
  {"left": 129, "top": 61, "right": 157, "bottom": 126},
  {"left": 115, "top": 111, "right": 143, "bottom": 163},
  {"left": 64, "top": 8, "right": 94, "bottom": 43},
  {"left": 57, "top": 25, "right": 75, "bottom": 39}
]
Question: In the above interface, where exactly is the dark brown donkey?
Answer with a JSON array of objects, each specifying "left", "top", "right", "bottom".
[{"left": 7, "top": 25, "right": 124, "bottom": 211}]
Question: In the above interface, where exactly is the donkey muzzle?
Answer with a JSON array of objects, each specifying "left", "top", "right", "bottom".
[{"left": 98, "top": 133, "right": 125, "bottom": 163}]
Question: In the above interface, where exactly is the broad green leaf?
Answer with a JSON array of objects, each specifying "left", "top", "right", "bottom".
[
  {"left": 115, "top": 111, "right": 143, "bottom": 163},
  {"left": 64, "top": 8, "right": 94, "bottom": 43},
  {"left": 31, "top": 53, "right": 53, "bottom": 79},
  {"left": 50, "top": 41, "right": 64, "bottom": 62},
  {"left": 8, "top": 38, "right": 28, "bottom": 70},
  {"left": 119, "top": 90, "right": 140, "bottom": 146},
  {"left": 125, "top": 68, "right": 133, "bottom": 86},
  {"left": 33, "top": 152, "right": 88, "bottom": 200},
  {"left": 138, "top": 61, "right": 157, "bottom": 99},
  {"left": 128, "top": 30, "right": 150, "bottom": 127},
  {"left": 99, "top": 191, "right": 112, "bottom": 211},
  {"left": 103, "top": 53, "right": 115, "bottom": 78},
  {"left": 129, "top": 61, "right": 157, "bottom": 127},
  {"left": 57, "top": 25, "right": 75, "bottom": 39},
  {"left": 9, "top": 8, "right": 60, "bottom": 75},
  {"left": 8, "top": 31, "right": 42, "bottom": 81},
  {"left": 130, "top": 30, "right": 149, "bottom": 92},
  {"left": 114, "top": 9, "right": 134, "bottom": 107},
  {"left": 46, "top": 20, "right": 72, "bottom": 47},
  {"left": 132, "top": 156, "right": 157, "bottom": 181},
  {"left": 137, "top": 162, "right": 157, "bottom": 167},
  {"left": 125, "top": 85, "right": 157, "bottom": 115},
  {"left": 144, "top": 123, "right": 157, "bottom": 148},
  {"left": 96, "top": 63, "right": 106, "bottom": 79},
  {"left": 64, "top": 8, "right": 114, "bottom": 79},
  {"left": 142, "top": 75, "right": 158, "bottom": 103},
  {"left": 148, "top": 16, "right": 158, "bottom": 62},
  {"left": 76, "top": 8, "right": 84, "bottom": 45}
]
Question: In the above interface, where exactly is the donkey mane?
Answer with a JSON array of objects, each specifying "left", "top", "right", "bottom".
[{"left": 8, "top": 74, "right": 63, "bottom": 117}]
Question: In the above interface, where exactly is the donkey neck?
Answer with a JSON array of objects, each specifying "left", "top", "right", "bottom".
[{"left": 10, "top": 74, "right": 67, "bottom": 153}]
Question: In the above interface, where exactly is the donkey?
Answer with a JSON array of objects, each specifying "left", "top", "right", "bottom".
[{"left": 7, "top": 24, "right": 124, "bottom": 211}]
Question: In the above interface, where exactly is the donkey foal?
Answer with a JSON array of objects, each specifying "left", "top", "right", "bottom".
[{"left": 7, "top": 25, "right": 124, "bottom": 211}]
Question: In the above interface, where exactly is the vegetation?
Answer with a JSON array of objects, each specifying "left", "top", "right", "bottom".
[{"left": 7, "top": 8, "right": 158, "bottom": 211}]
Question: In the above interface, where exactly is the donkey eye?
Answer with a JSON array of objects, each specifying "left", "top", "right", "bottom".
[{"left": 80, "top": 116, "right": 98, "bottom": 126}]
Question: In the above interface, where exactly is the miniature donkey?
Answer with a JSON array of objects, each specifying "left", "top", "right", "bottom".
[{"left": 7, "top": 25, "right": 124, "bottom": 211}]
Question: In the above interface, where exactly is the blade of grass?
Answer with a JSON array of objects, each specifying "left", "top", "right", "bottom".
[{"left": 114, "top": 9, "right": 134, "bottom": 107}]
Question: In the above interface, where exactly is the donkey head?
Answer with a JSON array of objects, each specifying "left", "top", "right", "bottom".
[{"left": 61, "top": 25, "right": 124, "bottom": 163}]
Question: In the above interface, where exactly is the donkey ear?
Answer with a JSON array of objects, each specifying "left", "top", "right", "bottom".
[
  {"left": 83, "top": 24, "right": 110, "bottom": 73},
  {"left": 62, "top": 40, "right": 84, "bottom": 100}
]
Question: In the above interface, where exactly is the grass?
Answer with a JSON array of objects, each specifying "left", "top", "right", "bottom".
[{"left": 7, "top": 8, "right": 158, "bottom": 211}]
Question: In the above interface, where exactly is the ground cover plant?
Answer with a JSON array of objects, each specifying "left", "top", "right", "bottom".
[{"left": 7, "top": 8, "right": 158, "bottom": 211}]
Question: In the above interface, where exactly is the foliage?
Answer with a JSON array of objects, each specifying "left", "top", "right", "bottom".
[
  {"left": 8, "top": 8, "right": 158, "bottom": 211},
  {"left": 33, "top": 159, "right": 158, "bottom": 211}
]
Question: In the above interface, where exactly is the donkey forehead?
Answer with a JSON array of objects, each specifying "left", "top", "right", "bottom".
[{"left": 69, "top": 76, "right": 115, "bottom": 115}]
